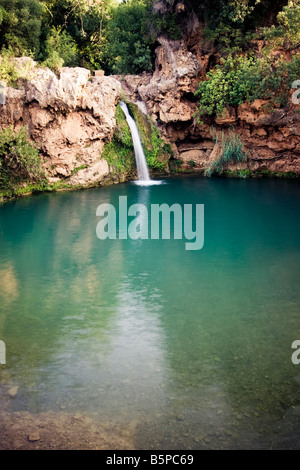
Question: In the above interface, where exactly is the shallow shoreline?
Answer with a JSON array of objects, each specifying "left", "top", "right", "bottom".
[{"left": 0, "top": 410, "right": 135, "bottom": 450}]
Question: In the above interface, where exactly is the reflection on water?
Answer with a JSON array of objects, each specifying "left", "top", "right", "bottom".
[
  {"left": 0, "top": 177, "right": 300, "bottom": 449},
  {"left": 0, "top": 262, "right": 19, "bottom": 306}
]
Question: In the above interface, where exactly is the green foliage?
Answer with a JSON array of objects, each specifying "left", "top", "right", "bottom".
[
  {"left": 202, "top": 0, "right": 262, "bottom": 53},
  {"left": 244, "top": 53, "right": 300, "bottom": 107},
  {"left": 127, "top": 102, "right": 169, "bottom": 172},
  {"left": 0, "top": 0, "right": 294, "bottom": 77},
  {"left": 222, "top": 168, "right": 298, "bottom": 179},
  {"left": 195, "top": 52, "right": 300, "bottom": 116},
  {"left": 101, "top": 103, "right": 135, "bottom": 174},
  {"left": 195, "top": 55, "right": 256, "bottom": 116},
  {"left": 197, "top": 0, "right": 300, "bottom": 116},
  {"left": 0, "top": 178, "right": 88, "bottom": 199},
  {"left": 11, "top": 179, "right": 50, "bottom": 195},
  {"left": 221, "top": 131, "right": 246, "bottom": 163},
  {"left": 0, "top": 47, "right": 36, "bottom": 86},
  {"left": 42, "top": 27, "right": 79, "bottom": 70},
  {"left": 225, "top": 168, "right": 253, "bottom": 178},
  {"left": 263, "top": 0, "right": 300, "bottom": 47},
  {"left": 168, "top": 158, "right": 183, "bottom": 174},
  {"left": 0, "top": 5, "right": 6, "bottom": 26},
  {"left": 39, "top": 0, "right": 112, "bottom": 70},
  {"left": 153, "top": 12, "right": 182, "bottom": 40},
  {"left": 144, "top": 125, "right": 169, "bottom": 171},
  {"left": 105, "top": 1, "right": 153, "bottom": 74},
  {"left": 0, "top": 126, "right": 43, "bottom": 193},
  {"left": 80, "top": 36, "right": 107, "bottom": 71},
  {"left": 0, "top": 0, "right": 44, "bottom": 56},
  {"left": 71, "top": 164, "right": 88, "bottom": 175},
  {"left": 0, "top": 47, "right": 21, "bottom": 85},
  {"left": 42, "top": 50, "right": 64, "bottom": 72},
  {"left": 205, "top": 131, "right": 247, "bottom": 176},
  {"left": 36, "top": 0, "right": 155, "bottom": 74},
  {"left": 252, "top": 169, "right": 298, "bottom": 178}
]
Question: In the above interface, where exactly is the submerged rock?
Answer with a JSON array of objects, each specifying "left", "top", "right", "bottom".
[
  {"left": 28, "top": 432, "right": 40, "bottom": 442},
  {"left": 7, "top": 386, "right": 19, "bottom": 398}
]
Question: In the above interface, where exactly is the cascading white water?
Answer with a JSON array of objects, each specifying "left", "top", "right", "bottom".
[{"left": 119, "top": 101, "right": 151, "bottom": 182}]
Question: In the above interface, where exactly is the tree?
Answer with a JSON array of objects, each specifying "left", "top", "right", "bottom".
[
  {"left": 39, "top": 0, "right": 114, "bottom": 69},
  {"left": 42, "top": 27, "right": 79, "bottom": 70},
  {"left": 105, "top": 0, "right": 154, "bottom": 74},
  {"left": 0, "top": 0, "right": 44, "bottom": 55}
]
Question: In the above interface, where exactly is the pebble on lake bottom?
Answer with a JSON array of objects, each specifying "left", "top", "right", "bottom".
[{"left": 28, "top": 432, "right": 40, "bottom": 442}]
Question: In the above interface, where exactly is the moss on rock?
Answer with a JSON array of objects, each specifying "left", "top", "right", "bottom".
[{"left": 126, "top": 101, "right": 171, "bottom": 173}]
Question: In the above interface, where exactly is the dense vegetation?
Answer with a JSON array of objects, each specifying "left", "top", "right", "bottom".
[
  {"left": 195, "top": 0, "right": 300, "bottom": 117},
  {"left": 0, "top": 126, "right": 43, "bottom": 195},
  {"left": 195, "top": 52, "right": 300, "bottom": 117},
  {"left": 0, "top": 0, "right": 154, "bottom": 74},
  {"left": 0, "top": 0, "right": 298, "bottom": 79}
]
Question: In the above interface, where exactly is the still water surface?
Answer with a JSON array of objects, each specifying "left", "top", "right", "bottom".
[{"left": 0, "top": 177, "right": 299, "bottom": 449}]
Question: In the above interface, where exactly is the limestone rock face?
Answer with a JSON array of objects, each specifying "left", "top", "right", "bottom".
[
  {"left": 236, "top": 101, "right": 300, "bottom": 174},
  {"left": 26, "top": 67, "right": 91, "bottom": 110},
  {"left": 0, "top": 61, "right": 122, "bottom": 184},
  {"left": 117, "top": 36, "right": 300, "bottom": 175},
  {"left": 121, "top": 37, "right": 202, "bottom": 125},
  {"left": 1, "top": 39, "right": 300, "bottom": 187}
]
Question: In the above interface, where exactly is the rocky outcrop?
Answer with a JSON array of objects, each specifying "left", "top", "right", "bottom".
[
  {"left": 119, "top": 37, "right": 202, "bottom": 125},
  {"left": 1, "top": 34, "right": 299, "bottom": 193},
  {"left": 0, "top": 61, "right": 122, "bottom": 186},
  {"left": 237, "top": 99, "right": 300, "bottom": 174},
  {"left": 172, "top": 97, "right": 300, "bottom": 174},
  {"left": 118, "top": 37, "right": 300, "bottom": 176}
]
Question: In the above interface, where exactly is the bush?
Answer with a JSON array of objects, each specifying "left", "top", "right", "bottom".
[
  {"left": 42, "top": 50, "right": 64, "bottom": 72},
  {"left": 153, "top": 12, "right": 182, "bottom": 40},
  {"left": 0, "top": 0, "right": 44, "bottom": 56},
  {"left": 143, "top": 121, "right": 169, "bottom": 171},
  {"left": 42, "top": 27, "right": 79, "bottom": 71},
  {"left": 0, "top": 47, "right": 36, "bottom": 86},
  {"left": 202, "top": 0, "right": 262, "bottom": 53},
  {"left": 195, "top": 52, "right": 300, "bottom": 116},
  {"left": 0, "top": 126, "right": 43, "bottom": 192},
  {"left": 196, "top": 1, "right": 300, "bottom": 114},
  {"left": 205, "top": 131, "right": 247, "bottom": 176},
  {"left": 195, "top": 55, "right": 256, "bottom": 117},
  {"left": 221, "top": 131, "right": 246, "bottom": 164},
  {"left": 0, "top": 47, "right": 20, "bottom": 85},
  {"left": 262, "top": 0, "right": 300, "bottom": 47},
  {"left": 239, "top": 53, "right": 300, "bottom": 108},
  {"left": 105, "top": 1, "right": 154, "bottom": 75}
]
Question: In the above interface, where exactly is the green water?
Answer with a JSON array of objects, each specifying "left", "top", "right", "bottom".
[{"left": 0, "top": 176, "right": 300, "bottom": 449}]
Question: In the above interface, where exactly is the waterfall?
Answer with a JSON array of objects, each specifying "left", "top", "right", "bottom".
[{"left": 119, "top": 101, "right": 151, "bottom": 182}]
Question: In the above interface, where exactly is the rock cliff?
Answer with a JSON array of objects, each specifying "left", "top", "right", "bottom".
[
  {"left": 119, "top": 37, "right": 300, "bottom": 176},
  {"left": 1, "top": 34, "right": 299, "bottom": 195},
  {"left": 0, "top": 62, "right": 122, "bottom": 187}
]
